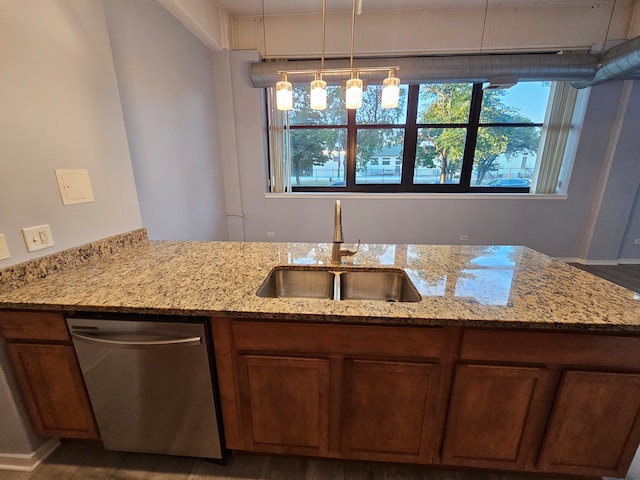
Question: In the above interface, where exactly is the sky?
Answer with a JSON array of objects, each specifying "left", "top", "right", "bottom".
[{"left": 497, "top": 82, "right": 551, "bottom": 123}]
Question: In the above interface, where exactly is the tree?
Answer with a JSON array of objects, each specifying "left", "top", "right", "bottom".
[
  {"left": 415, "top": 84, "right": 471, "bottom": 183},
  {"left": 473, "top": 90, "right": 540, "bottom": 185},
  {"left": 354, "top": 86, "right": 406, "bottom": 173},
  {"left": 288, "top": 86, "right": 344, "bottom": 185},
  {"left": 416, "top": 84, "right": 540, "bottom": 185}
]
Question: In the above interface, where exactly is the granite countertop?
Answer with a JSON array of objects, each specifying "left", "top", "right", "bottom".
[{"left": 1, "top": 238, "right": 640, "bottom": 331}]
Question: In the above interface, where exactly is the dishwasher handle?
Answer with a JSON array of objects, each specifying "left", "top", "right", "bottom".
[{"left": 70, "top": 330, "right": 202, "bottom": 348}]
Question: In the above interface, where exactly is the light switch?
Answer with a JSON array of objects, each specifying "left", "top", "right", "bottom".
[
  {"left": 55, "top": 169, "right": 95, "bottom": 205},
  {"left": 0, "top": 234, "right": 10, "bottom": 260}
]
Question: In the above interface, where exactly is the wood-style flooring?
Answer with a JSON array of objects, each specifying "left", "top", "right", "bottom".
[
  {"left": 5, "top": 441, "right": 637, "bottom": 480},
  {"left": 4, "top": 263, "right": 640, "bottom": 480},
  {"left": 571, "top": 263, "right": 640, "bottom": 293}
]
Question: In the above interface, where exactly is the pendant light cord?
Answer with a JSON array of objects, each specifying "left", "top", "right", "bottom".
[
  {"left": 601, "top": 0, "right": 617, "bottom": 52},
  {"left": 480, "top": 0, "right": 488, "bottom": 53},
  {"left": 261, "top": 0, "right": 267, "bottom": 58},
  {"left": 321, "top": 0, "right": 326, "bottom": 71},
  {"left": 350, "top": 0, "right": 356, "bottom": 70}
]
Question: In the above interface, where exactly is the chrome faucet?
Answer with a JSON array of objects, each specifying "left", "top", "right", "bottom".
[{"left": 331, "top": 200, "right": 360, "bottom": 265}]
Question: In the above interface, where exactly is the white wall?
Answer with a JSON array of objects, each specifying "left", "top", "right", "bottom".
[
  {"left": 607, "top": 82, "right": 640, "bottom": 262},
  {"left": 216, "top": 50, "right": 640, "bottom": 262},
  {"left": 233, "top": 0, "right": 635, "bottom": 58},
  {"left": 104, "top": 0, "right": 228, "bottom": 241},
  {"left": 0, "top": 0, "right": 143, "bottom": 456}
]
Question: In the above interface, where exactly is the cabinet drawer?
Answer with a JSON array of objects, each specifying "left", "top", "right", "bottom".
[
  {"left": 459, "top": 329, "right": 640, "bottom": 369},
  {"left": 0, "top": 311, "right": 70, "bottom": 342},
  {"left": 232, "top": 321, "right": 446, "bottom": 360}
]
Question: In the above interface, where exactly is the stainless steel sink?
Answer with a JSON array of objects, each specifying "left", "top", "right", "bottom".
[
  {"left": 256, "top": 267, "right": 335, "bottom": 299},
  {"left": 338, "top": 270, "right": 421, "bottom": 302},
  {"left": 257, "top": 267, "right": 420, "bottom": 302}
]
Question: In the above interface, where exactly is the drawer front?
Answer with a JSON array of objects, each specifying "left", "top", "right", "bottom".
[
  {"left": 0, "top": 310, "right": 70, "bottom": 342},
  {"left": 459, "top": 329, "right": 640, "bottom": 370},
  {"left": 232, "top": 321, "right": 446, "bottom": 360}
]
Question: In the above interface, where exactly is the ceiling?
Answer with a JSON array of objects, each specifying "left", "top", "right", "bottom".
[{"left": 216, "top": 0, "right": 619, "bottom": 17}]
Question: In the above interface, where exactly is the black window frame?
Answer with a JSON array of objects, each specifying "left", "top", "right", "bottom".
[{"left": 285, "top": 83, "right": 544, "bottom": 193}]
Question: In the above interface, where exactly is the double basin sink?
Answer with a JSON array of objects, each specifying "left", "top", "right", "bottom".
[{"left": 257, "top": 266, "right": 421, "bottom": 303}]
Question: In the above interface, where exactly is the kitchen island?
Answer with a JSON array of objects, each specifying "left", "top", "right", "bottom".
[{"left": 1, "top": 234, "right": 640, "bottom": 477}]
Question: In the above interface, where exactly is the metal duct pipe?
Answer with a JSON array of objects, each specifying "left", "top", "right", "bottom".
[
  {"left": 250, "top": 53, "right": 599, "bottom": 88},
  {"left": 572, "top": 35, "right": 640, "bottom": 88}
]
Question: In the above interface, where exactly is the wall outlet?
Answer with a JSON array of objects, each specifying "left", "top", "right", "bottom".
[
  {"left": 0, "top": 234, "right": 10, "bottom": 260},
  {"left": 459, "top": 235, "right": 469, "bottom": 241},
  {"left": 21, "top": 224, "right": 55, "bottom": 252},
  {"left": 266, "top": 232, "right": 276, "bottom": 238},
  {"left": 634, "top": 239, "right": 640, "bottom": 245}
]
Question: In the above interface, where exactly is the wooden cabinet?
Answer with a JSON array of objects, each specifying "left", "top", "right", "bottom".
[
  {"left": 0, "top": 310, "right": 99, "bottom": 440},
  {"left": 213, "top": 318, "right": 448, "bottom": 462},
  {"left": 213, "top": 318, "right": 640, "bottom": 478},
  {"left": 237, "top": 354, "right": 330, "bottom": 455},
  {"left": 452, "top": 328, "right": 640, "bottom": 477},
  {"left": 341, "top": 359, "right": 441, "bottom": 463},
  {"left": 442, "top": 364, "right": 550, "bottom": 470},
  {"left": 538, "top": 370, "right": 640, "bottom": 477}
]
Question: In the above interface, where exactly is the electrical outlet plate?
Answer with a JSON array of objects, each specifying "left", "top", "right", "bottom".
[
  {"left": 21, "top": 225, "right": 54, "bottom": 252},
  {"left": 0, "top": 234, "right": 10, "bottom": 260}
]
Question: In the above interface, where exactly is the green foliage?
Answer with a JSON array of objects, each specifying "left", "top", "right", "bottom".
[
  {"left": 416, "top": 84, "right": 472, "bottom": 183},
  {"left": 287, "top": 86, "right": 346, "bottom": 184},
  {"left": 285, "top": 82, "right": 541, "bottom": 186},
  {"left": 354, "top": 86, "right": 406, "bottom": 172},
  {"left": 416, "top": 84, "right": 541, "bottom": 185}
]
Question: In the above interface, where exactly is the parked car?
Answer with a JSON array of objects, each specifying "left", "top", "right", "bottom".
[{"left": 485, "top": 178, "right": 531, "bottom": 187}]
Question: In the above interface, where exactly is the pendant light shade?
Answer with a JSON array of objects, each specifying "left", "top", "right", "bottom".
[
  {"left": 345, "top": 75, "right": 363, "bottom": 109},
  {"left": 381, "top": 71, "right": 400, "bottom": 109},
  {"left": 310, "top": 75, "right": 327, "bottom": 110},
  {"left": 276, "top": 74, "right": 293, "bottom": 111}
]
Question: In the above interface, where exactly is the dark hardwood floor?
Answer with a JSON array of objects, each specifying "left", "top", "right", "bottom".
[
  {"left": 571, "top": 263, "right": 640, "bottom": 293},
  {"left": 2, "top": 440, "right": 629, "bottom": 480}
]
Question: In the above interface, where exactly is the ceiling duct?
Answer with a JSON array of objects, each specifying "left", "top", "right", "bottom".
[
  {"left": 250, "top": 53, "right": 599, "bottom": 88},
  {"left": 571, "top": 35, "right": 640, "bottom": 88}
]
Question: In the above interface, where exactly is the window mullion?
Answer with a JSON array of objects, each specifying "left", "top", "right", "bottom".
[
  {"left": 402, "top": 85, "right": 420, "bottom": 190},
  {"left": 345, "top": 108, "right": 357, "bottom": 188},
  {"left": 459, "top": 83, "right": 483, "bottom": 191}
]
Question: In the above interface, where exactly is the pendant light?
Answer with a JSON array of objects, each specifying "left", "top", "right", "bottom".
[
  {"left": 381, "top": 69, "right": 400, "bottom": 109},
  {"left": 310, "top": 74, "right": 327, "bottom": 110},
  {"left": 346, "top": 74, "right": 363, "bottom": 109},
  {"left": 310, "top": 0, "right": 328, "bottom": 110},
  {"left": 273, "top": 0, "right": 400, "bottom": 110},
  {"left": 276, "top": 72, "right": 293, "bottom": 111}
]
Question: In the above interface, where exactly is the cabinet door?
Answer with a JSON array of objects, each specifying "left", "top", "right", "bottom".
[
  {"left": 8, "top": 343, "right": 99, "bottom": 439},
  {"left": 538, "top": 370, "right": 640, "bottom": 477},
  {"left": 442, "top": 364, "right": 549, "bottom": 470},
  {"left": 341, "top": 359, "right": 441, "bottom": 464},
  {"left": 237, "top": 355, "right": 330, "bottom": 455}
]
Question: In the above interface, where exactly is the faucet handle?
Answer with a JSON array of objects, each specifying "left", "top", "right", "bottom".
[{"left": 345, "top": 239, "right": 361, "bottom": 257}]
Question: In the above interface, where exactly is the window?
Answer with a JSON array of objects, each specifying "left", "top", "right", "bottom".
[{"left": 268, "top": 81, "right": 573, "bottom": 194}]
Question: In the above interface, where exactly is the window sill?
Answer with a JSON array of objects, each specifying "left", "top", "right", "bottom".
[{"left": 265, "top": 192, "right": 569, "bottom": 200}]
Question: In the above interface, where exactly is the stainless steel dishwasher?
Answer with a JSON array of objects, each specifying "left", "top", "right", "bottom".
[{"left": 66, "top": 315, "right": 224, "bottom": 460}]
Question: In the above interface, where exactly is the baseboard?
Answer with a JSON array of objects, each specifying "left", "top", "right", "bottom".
[
  {"left": 555, "top": 257, "right": 584, "bottom": 264},
  {"left": 556, "top": 257, "right": 620, "bottom": 266},
  {"left": 0, "top": 437, "right": 59, "bottom": 472},
  {"left": 617, "top": 259, "right": 640, "bottom": 265}
]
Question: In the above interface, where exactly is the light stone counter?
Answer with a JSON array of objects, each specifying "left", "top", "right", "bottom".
[{"left": 1, "top": 235, "right": 640, "bottom": 331}]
